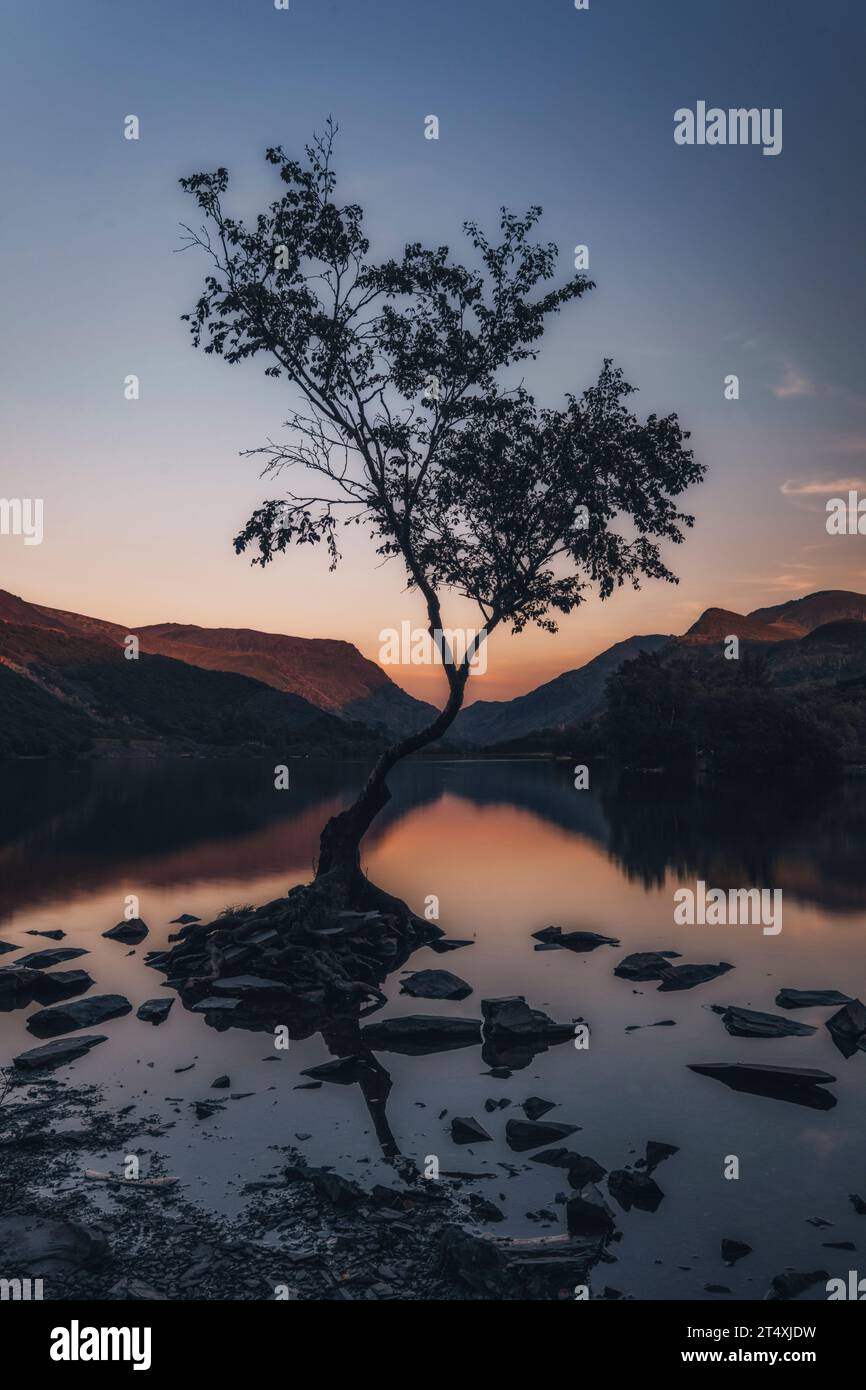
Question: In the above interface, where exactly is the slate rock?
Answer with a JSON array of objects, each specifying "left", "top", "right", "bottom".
[
  {"left": 0, "top": 940, "right": 21, "bottom": 955},
  {"left": 644, "top": 1141, "right": 679, "bottom": 1172},
  {"left": 103, "top": 918, "right": 149, "bottom": 944},
  {"left": 15, "top": 947, "right": 89, "bottom": 970},
  {"left": 0, "top": 966, "right": 43, "bottom": 1008},
  {"left": 361, "top": 1015, "right": 482, "bottom": 1055},
  {"left": 775, "top": 988, "right": 854, "bottom": 1010},
  {"left": 451, "top": 1116, "right": 492, "bottom": 1145},
  {"left": 522, "top": 1097, "right": 556, "bottom": 1121},
  {"left": 13, "top": 1034, "right": 108, "bottom": 1070},
  {"left": 30, "top": 970, "right": 94, "bottom": 1005},
  {"left": 566, "top": 1184, "right": 616, "bottom": 1238},
  {"left": 400, "top": 969, "right": 472, "bottom": 1001},
  {"left": 429, "top": 938, "right": 474, "bottom": 954},
  {"left": 614, "top": 951, "right": 681, "bottom": 982},
  {"left": 191, "top": 997, "right": 241, "bottom": 1013},
  {"left": 826, "top": 999, "right": 866, "bottom": 1058},
  {"left": 136, "top": 997, "right": 174, "bottom": 1026},
  {"left": 657, "top": 962, "right": 733, "bottom": 991},
  {"left": 532, "top": 927, "right": 620, "bottom": 952},
  {"left": 505, "top": 1118, "right": 580, "bottom": 1152},
  {"left": 689, "top": 1062, "right": 837, "bottom": 1110},
  {"left": 26, "top": 994, "right": 132, "bottom": 1039},
  {"left": 714, "top": 1005, "right": 816, "bottom": 1040},
  {"left": 566, "top": 1156, "right": 608, "bottom": 1188},
  {"left": 608, "top": 1168, "right": 664, "bottom": 1213},
  {"left": 481, "top": 996, "right": 573, "bottom": 1039},
  {"left": 26, "top": 930, "right": 65, "bottom": 940}
]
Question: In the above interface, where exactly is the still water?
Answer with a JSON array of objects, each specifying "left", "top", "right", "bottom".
[{"left": 1, "top": 758, "right": 864, "bottom": 1300}]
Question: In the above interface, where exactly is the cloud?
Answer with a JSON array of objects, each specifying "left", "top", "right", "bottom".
[
  {"left": 771, "top": 365, "right": 817, "bottom": 400},
  {"left": 781, "top": 477, "right": 866, "bottom": 497}
]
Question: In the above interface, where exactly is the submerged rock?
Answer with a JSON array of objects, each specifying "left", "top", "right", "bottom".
[
  {"left": 532, "top": 927, "right": 620, "bottom": 952},
  {"left": 136, "top": 998, "right": 174, "bottom": 1026},
  {"left": 26, "top": 994, "right": 132, "bottom": 1039},
  {"left": 0, "top": 940, "right": 21, "bottom": 955},
  {"left": 713, "top": 1005, "right": 817, "bottom": 1039},
  {"left": 505, "top": 1118, "right": 580, "bottom": 1152},
  {"left": 400, "top": 969, "right": 473, "bottom": 1001},
  {"left": 26, "top": 929, "right": 65, "bottom": 940},
  {"left": 451, "top": 1116, "right": 492, "bottom": 1145},
  {"left": 775, "top": 988, "right": 853, "bottom": 1010},
  {"left": 170, "top": 914, "right": 201, "bottom": 925},
  {"left": 825, "top": 999, "right": 866, "bottom": 1058},
  {"left": 103, "top": 918, "right": 149, "bottom": 944},
  {"left": 429, "top": 938, "right": 474, "bottom": 954},
  {"left": 13, "top": 1034, "right": 108, "bottom": 1071}
]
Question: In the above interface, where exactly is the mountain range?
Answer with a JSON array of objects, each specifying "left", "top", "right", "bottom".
[{"left": 1, "top": 587, "right": 864, "bottom": 758}]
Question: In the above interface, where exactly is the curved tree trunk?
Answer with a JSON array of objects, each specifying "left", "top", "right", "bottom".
[{"left": 316, "top": 668, "right": 469, "bottom": 894}]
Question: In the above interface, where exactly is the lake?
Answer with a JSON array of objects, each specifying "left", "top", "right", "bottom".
[{"left": 1, "top": 757, "right": 865, "bottom": 1300}]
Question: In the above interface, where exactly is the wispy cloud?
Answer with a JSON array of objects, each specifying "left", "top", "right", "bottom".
[
  {"left": 780, "top": 477, "right": 866, "bottom": 497},
  {"left": 771, "top": 364, "right": 817, "bottom": 400}
]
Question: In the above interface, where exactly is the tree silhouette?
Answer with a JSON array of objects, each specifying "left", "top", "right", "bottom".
[{"left": 179, "top": 121, "right": 704, "bottom": 895}]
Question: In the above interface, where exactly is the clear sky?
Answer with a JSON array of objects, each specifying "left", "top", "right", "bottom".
[{"left": 1, "top": 0, "right": 865, "bottom": 702}]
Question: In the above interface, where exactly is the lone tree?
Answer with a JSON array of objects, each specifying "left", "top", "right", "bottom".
[{"left": 180, "top": 121, "right": 704, "bottom": 902}]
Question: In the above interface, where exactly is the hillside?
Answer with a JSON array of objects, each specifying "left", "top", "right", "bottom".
[
  {"left": 0, "top": 619, "right": 379, "bottom": 758},
  {"left": 454, "top": 634, "right": 672, "bottom": 745},
  {"left": 0, "top": 589, "right": 435, "bottom": 741}
]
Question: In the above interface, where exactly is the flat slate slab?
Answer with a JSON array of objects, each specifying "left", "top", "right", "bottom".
[
  {"left": 713, "top": 1005, "right": 817, "bottom": 1039},
  {"left": 15, "top": 947, "right": 89, "bottom": 970},
  {"left": 361, "top": 1015, "right": 482, "bottom": 1056},
  {"left": 656, "top": 962, "right": 733, "bottom": 992},
  {"left": 13, "top": 1034, "right": 108, "bottom": 1071},
  {"left": 26, "top": 994, "right": 132, "bottom": 1039},
  {"left": 689, "top": 1061, "right": 837, "bottom": 1110},
  {"left": 775, "top": 988, "right": 854, "bottom": 1010}
]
